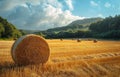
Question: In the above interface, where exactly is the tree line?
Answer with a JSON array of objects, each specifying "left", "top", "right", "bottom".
[
  {"left": 89, "top": 15, "right": 120, "bottom": 39},
  {"left": 0, "top": 16, "right": 22, "bottom": 39}
]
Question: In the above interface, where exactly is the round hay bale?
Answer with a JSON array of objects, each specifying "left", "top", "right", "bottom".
[
  {"left": 77, "top": 39, "right": 81, "bottom": 42},
  {"left": 11, "top": 34, "right": 50, "bottom": 65},
  {"left": 13, "top": 38, "right": 17, "bottom": 40},
  {"left": 93, "top": 39, "right": 98, "bottom": 43},
  {"left": 60, "top": 39, "right": 63, "bottom": 41}
]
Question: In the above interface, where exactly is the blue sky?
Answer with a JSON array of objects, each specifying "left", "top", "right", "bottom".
[
  {"left": 0, "top": 0, "right": 120, "bottom": 30},
  {"left": 70, "top": 0, "right": 120, "bottom": 17},
  {"left": 59, "top": 0, "right": 120, "bottom": 17}
]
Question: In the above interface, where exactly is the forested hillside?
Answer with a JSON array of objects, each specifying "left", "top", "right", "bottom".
[
  {"left": 0, "top": 16, "right": 22, "bottom": 39},
  {"left": 46, "top": 17, "right": 102, "bottom": 32},
  {"left": 36, "top": 18, "right": 103, "bottom": 38},
  {"left": 89, "top": 15, "right": 120, "bottom": 38},
  {"left": 36, "top": 16, "right": 120, "bottom": 39}
]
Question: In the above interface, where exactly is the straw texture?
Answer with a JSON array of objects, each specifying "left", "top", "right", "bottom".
[{"left": 11, "top": 34, "right": 50, "bottom": 65}]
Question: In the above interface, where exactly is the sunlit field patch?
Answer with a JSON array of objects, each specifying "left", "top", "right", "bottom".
[{"left": 0, "top": 39, "right": 120, "bottom": 77}]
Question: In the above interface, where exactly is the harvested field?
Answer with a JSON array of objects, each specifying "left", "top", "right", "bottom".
[{"left": 0, "top": 39, "right": 120, "bottom": 77}]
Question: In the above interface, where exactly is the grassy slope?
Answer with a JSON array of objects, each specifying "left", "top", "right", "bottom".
[{"left": 46, "top": 17, "right": 103, "bottom": 32}]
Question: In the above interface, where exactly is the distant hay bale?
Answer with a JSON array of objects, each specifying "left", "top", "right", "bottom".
[
  {"left": 13, "top": 38, "right": 17, "bottom": 40},
  {"left": 77, "top": 39, "right": 81, "bottom": 42},
  {"left": 60, "top": 39, "right": 63, "bottom": 41},
  {"left": 93, "top": 39, "right": 98, "bottom": 43},
  {"left": 11, "top": 34, "right": 50, "bottom": 65}
]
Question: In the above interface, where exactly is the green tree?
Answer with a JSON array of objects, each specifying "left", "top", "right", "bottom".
[
  {"left": 89, "top": 15, "right": 120, "bottom": 39},
  {"left": 0, "top": 23, "right": 5, "bottom": 37},
  {"left": 0, "top": 16, "right": 22, "bottom": 39}
]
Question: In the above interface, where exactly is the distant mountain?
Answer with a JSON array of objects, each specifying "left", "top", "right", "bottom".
[
  {"left": 46, "top": 17, "right": 103, "bottom": 32},
  {"left": 68, "top": 17, "right": 103, "bottom": 26},
  {"left": 20, "top": 17, "right": 103, "bottom": 34},
  {"left": 19, "top": 29, "right": 41, "bottom": 34}
]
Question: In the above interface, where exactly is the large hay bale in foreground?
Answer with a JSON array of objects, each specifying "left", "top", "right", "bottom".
[{"left": 11, "top": 34, "right": 50, "bottom": 65}]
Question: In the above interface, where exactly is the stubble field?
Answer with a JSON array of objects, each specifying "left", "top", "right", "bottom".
[{"left": 0, "top": 39, "right": 120, "bottom": 77}]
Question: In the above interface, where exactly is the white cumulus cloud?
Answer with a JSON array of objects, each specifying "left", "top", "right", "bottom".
[
  {"left": 104, "top": 2, "right": 111, "bottom": 8},
  {"left": 98, "top": 14, "right": 104, "bottom": 18},
  {"left": 0, "top": 0, "right": 84, "bottom": 30},
  {"left": 90, "top": 1, "right": 98, "bottom": 6},
  {"left": 65, "top": 0, "right": 74, "bottom": 11}
]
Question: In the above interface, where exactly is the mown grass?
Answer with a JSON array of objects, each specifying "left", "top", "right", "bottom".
[{"left": 0, "top": 39, "right": 120, "bottom": 77}]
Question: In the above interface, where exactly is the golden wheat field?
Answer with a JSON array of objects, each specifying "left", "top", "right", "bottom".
[{"left": 0, "top": 39, "right": 120, "bottom": 77}]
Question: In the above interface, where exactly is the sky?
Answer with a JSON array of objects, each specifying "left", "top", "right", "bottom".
[{"left": 0, "top": 0, "right": 120, "bottom": 30}]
